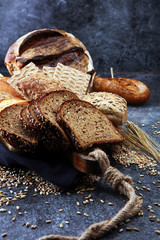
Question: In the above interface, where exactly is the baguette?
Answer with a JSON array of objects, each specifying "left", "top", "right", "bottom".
[{"left": 93, "top": 76, "right": 150, "bottom": 105}]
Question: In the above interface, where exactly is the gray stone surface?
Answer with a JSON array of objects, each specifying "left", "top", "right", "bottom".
[
  {"left": 0, "top": 72, "right": 159, "bottom": 240},
  {"left": 0, "top": 1, "right": 160, "bottom": 239},
  {"left": 0, "top": 0, "right": 160, "bottom": 73}
]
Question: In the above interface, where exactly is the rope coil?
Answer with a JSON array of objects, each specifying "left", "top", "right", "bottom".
[{"left": 39, "top": 148, "right": 143, "bottom": 240}]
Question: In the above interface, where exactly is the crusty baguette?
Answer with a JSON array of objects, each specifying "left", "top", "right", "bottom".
[{"left": 93, "top": 76, "right": 150, "bottom": 105}]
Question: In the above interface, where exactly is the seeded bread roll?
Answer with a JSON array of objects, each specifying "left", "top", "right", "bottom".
[
  {"left": 83, "top": 92, "right": 128, "bottom": 126},
  {"left": 57, "top": 99, "right": 124, "bottom": 151},
  {"left": 0, "top": 103, "right": 38, "bottom": 152}
]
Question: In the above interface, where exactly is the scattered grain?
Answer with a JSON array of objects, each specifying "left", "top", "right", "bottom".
[
  {"left": 31, "top": 225, "right": 37, "bottom": 229},
  {"left": 155, "top": 230, "right": 160, "bottom": 235},
  {"left": 2, "top": 233, "right": 7, "bottom": 238},
  {"left": 12, "top": 217, "right": 16, "bottom": 221},
  {"left": 58, "top": 209, "right": 63, "bottom": 212},
  {"left": 84, "top": 213, "right": 89, "bottom": 217},
  {"left": 126, "top": 227, "right": 132, "bottom": 231},
  {"left": 108, "top": 202, "right": 114, "bottom": 206},
  {"left": 60, "top": 223, "right": 63, "bottom": 228},
  {"left": 133, "top": 227, "right": 140, "bottom": 232},
  {"left": 46, "top": 220, "right": 52, "bottom": 224},
  {"left": 26, "top": 222, "right": 30, "bottom": 228}
]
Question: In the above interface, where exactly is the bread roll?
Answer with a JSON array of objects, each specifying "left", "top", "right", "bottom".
[
  {"left": 93, "top": 76, "right": 150, "bottom": 105},
  {"left": 5, "top": 28, "right": 94, "bottom": 76},
  {"left": 83, "top": 92, "right": 128, "bottom": 126}
]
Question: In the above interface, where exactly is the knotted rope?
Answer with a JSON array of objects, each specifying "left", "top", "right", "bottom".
[{"left": 39, "top": 148, "right": 143, "bottom": 240}]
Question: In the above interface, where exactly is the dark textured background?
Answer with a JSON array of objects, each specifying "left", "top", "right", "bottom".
[
  {"left": 0, "top": 0, "right": 160, "bottom": 75},
  {"left": 0, "top": 1, "right": 160, "bottom": 240}
]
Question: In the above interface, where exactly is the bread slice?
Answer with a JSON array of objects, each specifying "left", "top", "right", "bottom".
[
  {"left": 57, "top": 99, "right": 124, "bottom": 151},
  {"left": 20, "top": 104, "right": 40, "bottom": 137},
  {"left": 83, "top": 92, "right": 128, "bottom": 126},
  {"left": 0, "top": 98, "right": 28, "bottom": 112},
  {"left": 0, "top": 103, "right": 38, "bottom": 152},
  {"left": 52, "top": 63, "right": 92, "bottom": 99},
  {"left": 36, "top": 90, "right": 79, "bottom": 151}
]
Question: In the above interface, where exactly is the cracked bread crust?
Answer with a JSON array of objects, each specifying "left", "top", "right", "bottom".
[
  {"left": 56, "top": 99, "right": 124, "bottom": 152},
  {"left": 5, "top": 28, "right": 94, "bottom": 76}
]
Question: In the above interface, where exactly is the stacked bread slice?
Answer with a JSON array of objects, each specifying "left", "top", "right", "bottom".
[{"left": 0, "top": 89, "right": 124, "bottom": 153}]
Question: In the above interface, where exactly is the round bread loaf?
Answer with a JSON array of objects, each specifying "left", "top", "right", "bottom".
[
  {"left": 5, "top": 28, "right": 94, "bottom": 76},
  {"left": 83, "top": 92, "right": 128, "bottom": 126}
]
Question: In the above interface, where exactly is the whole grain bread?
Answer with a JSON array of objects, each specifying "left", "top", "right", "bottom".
[
  {"left": 0, "top": 103, "right": 38, "bottom": 152},
  {"left": 83, "top": 92, "right": 128, "bottom": 126},
  {"left": 57, "top": 99, "right": 124, "bottom": 151},
  {"left": 35, "top": 90, "right": 79, "bottom": 151}
]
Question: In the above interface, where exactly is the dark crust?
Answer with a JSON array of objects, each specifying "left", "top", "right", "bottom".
[
  {"left": 19, "top": 103, "right": 41, "bottom": 138},
  {"left": 19, "top": 29, "right": 63, "bottom": 55},
  {"left": 4, "top": 28, "right": 92, "bottom": 76},
  {"left": 56, "top": 99, "right": 124, "bottom": 151},
  {"left": 0, "top": 129, "right": 38, "bottom": 153},
  {"left": 35, "top": 93, "right": 71, "bottom": 151},
  {"left": 0, "top": 103, "right": 38, "bottom": 153},
  {"left": 27, "top": 100, "right": 45, "bottom": 135}
]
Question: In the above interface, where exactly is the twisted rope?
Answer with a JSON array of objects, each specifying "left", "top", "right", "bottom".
[{"left": 39, "top": 148, "right": 143, "bottom": 240}]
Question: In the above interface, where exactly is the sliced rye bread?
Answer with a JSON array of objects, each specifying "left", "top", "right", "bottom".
[
  {"left": 0, "top": 103, "right": 38, "bottom": 152},
  {"left": 36, "top": 90, "right": 79, "bottom": 151},
  {"left": 20, "top": 100, "right": 60, "bottom": 151},
  {"left": 56, "top": 99, "right": 124, "bottom": 151},
  {"left": 20, "top": 104, "right": 41, "bottom": 138}
]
